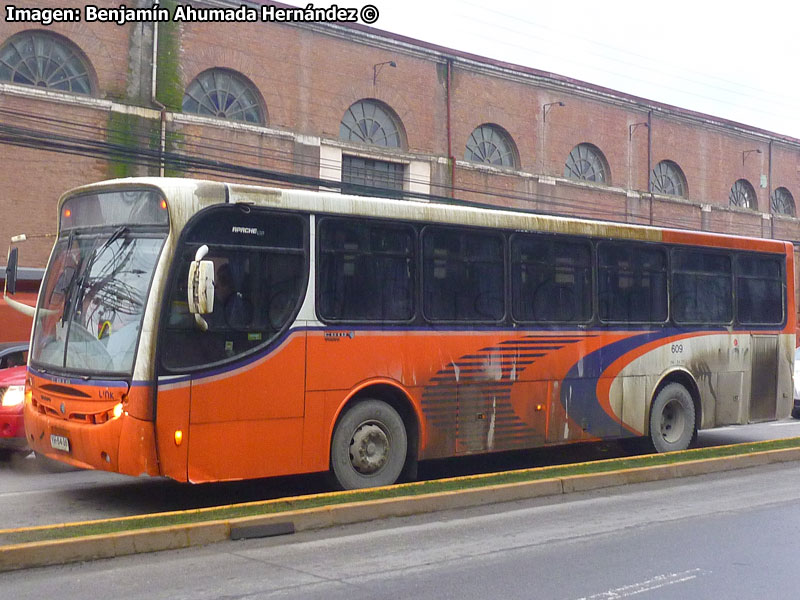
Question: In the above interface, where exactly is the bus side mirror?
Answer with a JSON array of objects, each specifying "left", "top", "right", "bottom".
[
  {"left": 187, "top": 245, "right": 215, "bottom": 315},
  {"left": 3, "top": 243, "right": 35, "bottom": 317},
  {"left": 5, "top": 247, "right": 18, "bottom": 295}
]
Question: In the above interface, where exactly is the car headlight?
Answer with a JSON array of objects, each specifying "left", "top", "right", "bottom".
[{"left": 1, "top": 385, "right": 25, "bottom": 407}]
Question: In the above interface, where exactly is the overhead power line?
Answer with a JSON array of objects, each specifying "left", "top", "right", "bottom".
[{"left": 0, "top": 113, "right": 769, "bottom": 239}]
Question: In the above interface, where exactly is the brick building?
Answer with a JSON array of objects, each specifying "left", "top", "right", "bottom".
[{"left": 1, "top": 0, "right": 799, "bottom": 288}]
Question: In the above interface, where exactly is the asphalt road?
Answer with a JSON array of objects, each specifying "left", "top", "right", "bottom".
[
  {"left": 5, "top": 455, "right": 800, "bottom": 599},
  {"left": 1, "top": 418, "right": 799, "bottom": 531}
]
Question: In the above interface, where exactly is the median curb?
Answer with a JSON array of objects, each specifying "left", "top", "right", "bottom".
[{"left": 2, "top": 445, "right": 799, "bottom": 572}]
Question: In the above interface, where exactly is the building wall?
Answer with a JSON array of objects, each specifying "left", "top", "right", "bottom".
[{"left": 0, "top": 93, "right": 108, "bottom": 264}]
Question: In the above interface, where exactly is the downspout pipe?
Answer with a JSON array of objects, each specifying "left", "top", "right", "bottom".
[
  {"left": 446, "top": 59, "right": 455, "bottom": 198},
  {"left": 647, "top": 110, "right": 653, "bottom": 225},
  {"left": 768, "top": 139, "right": 773, "bottom": 199},
  {"left": 768, "top": 139, "right": 774, "bottom": 238}
]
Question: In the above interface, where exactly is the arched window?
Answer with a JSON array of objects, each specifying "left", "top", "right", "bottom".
[
  {"left": 564, "top": 143, "right": 609, "bottom": 184},
  {"left": 649, "top": 160, "right": 687, "bottom": 197},
  {"left": 729, "top": 179, "right": 757, "bottom": 210},
  {"left": 339, "top": 99, "right": 404, "bottom": 148},
  {"left": 339, "top": 100, "right": 406, "bottom": 195},
  {"left": 770, "top": 187, "right": 795, "bottom": 216},
  {"left": 182, "top": 68, "right": 265, "bottom": 124},
  {"left": 464, "top": 124, "right": 518, "bottom": 168},
  {"left": 0, "top": 31, "right": 93, "bottom": 94}
]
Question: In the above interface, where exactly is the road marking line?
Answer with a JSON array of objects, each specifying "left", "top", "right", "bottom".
[
  {"left": 574, "top": 568, "right": 708, "bottom": 599},
  {"left": 0, "top": 490, "right": 55, "bottom": 498},
  {"left": 768, "top": 421, "right": 800, "bottom": 427}
]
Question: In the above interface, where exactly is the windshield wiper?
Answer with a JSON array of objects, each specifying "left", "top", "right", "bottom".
[
  {"left": 59, "top": 230, "right": 78, "bottom": 323},
  {"left": 64, "top": 226, "right": 128, "bottom": 325}
]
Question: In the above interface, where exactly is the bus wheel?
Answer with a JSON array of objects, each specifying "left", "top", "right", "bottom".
[
  {"left": 649, "top": 383, "right": 696, "bottom": 453},
  {"left": 331, "top": 399, "right": 408, "bottom": 490}
]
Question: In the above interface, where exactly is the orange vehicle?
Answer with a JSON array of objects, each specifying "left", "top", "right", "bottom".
[{"left": 11, "top": 178, "right": 795, "bottom": 489}]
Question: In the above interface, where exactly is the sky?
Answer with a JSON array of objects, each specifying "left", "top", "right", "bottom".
[{"left": 361, "top": 0, "right": 800, "bottom": 139}]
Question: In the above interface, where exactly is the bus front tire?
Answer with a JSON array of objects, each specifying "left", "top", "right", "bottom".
[
  {"left": 649, "top": 383, "right": 696, "bottom": 453},
  {"left": 330, "top": 399, "right": 407, "bottom": 490}
]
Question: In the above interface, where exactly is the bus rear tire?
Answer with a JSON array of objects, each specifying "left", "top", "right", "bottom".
[
  {"left": 649, "top": 383, "right": 696, "bottom": 453},
  {"left": 330, "top": 399, "right": 407, "bottom": 490}
]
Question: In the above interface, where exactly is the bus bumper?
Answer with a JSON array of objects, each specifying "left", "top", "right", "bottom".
[{"left": 23, "top": 401, "right": 160, "bottom": 476}]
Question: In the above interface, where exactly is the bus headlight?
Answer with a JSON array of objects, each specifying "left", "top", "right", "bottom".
[{"left": 1, "top": 385, "right": 25, "bottom": 407}]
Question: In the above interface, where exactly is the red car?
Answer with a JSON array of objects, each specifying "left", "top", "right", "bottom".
[{"left": 0, "top": 342, "right": 28, "bottom": 460}]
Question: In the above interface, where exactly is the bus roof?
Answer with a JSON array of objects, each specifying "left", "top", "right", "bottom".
[{"left": 64, "top": 177, "right": 791, "bottom": 254}]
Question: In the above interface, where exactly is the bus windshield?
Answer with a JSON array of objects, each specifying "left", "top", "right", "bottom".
[
  {"left": 31, "top": 229, "right": 166, "bottom": 375},
  {"left": 30, "top": 186, "right": 173, "bottom": 377}
]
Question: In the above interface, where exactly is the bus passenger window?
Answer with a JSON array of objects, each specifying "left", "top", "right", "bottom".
[
  {"left": 736, "top": 255, "right": 783, "bottom": 325},
  {"left": 319, "top": 218, "right": 415, "bottom": 322},
  {"left": 422, "top": 228, "right": 504, "bottom": 322},
  {"left": 511, "top": 235, "right": 591, "bottom": 323},
  {"left": 671, "top": 250, "right": 732, "bottom": 324},
  {"left": 599, "top": 243, "right": 667, "bottom": 323}
]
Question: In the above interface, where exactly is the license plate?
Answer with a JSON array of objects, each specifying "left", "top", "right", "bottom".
[{"left": 50, "top": 434, "right": 70, "bottom": 453}]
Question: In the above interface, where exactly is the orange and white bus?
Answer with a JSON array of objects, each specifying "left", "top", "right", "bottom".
[{"left": 12, "top": 178, "right": 795, "bottom": 489}]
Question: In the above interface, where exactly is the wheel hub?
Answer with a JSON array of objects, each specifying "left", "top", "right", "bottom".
[
  {"left": 660, "top": 399, "right": 685, "bottom": 443},
  {"left": 350, "top": 423, "right": 389, "bottom": 474}
]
